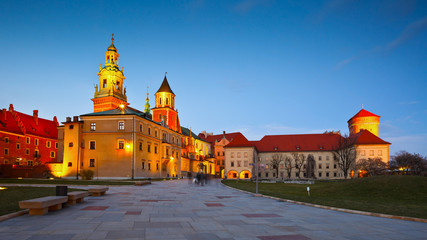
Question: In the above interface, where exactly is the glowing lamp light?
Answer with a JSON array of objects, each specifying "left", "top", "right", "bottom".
[
  {"left": 119, "top": 104, "right": 125, "bottom": 109},
  {"left": 0, "top": 187, "right": 7, "bottom": 190},
  {"left": 126, "top": 144, "right": 130, "bottom": 149}
]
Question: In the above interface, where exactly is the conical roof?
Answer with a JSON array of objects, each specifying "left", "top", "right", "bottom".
[
  {"left": 348, "top": 109, "right": 380, "bottom": 123},
  {"left": 107, "top": 43, "right": 117, "bottom": 52},
  {"left": 156, "top": 76, "right": 175, "bottom": 95}
]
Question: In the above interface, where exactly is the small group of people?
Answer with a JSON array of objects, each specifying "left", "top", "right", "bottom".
[{"left": 192, "top": 171, "right": 210, "bottom": 186}]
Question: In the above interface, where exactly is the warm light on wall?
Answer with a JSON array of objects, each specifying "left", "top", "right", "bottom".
[{"left": 119, "top": 104, "right": 125, "bottom": 109}]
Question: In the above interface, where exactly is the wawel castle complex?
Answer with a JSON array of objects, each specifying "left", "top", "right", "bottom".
[{"left": 0, "top": 37, "right": 391, "bottom": 180}]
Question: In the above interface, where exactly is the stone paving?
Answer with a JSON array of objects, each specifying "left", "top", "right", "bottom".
[{"left": 1, "top": 179, "right": 426, "bottom": 240}]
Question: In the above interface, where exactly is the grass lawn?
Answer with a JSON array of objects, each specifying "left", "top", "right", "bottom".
[
  {"left": 0, "top": 186, "right": 86, "bottom": 216},
  {"left": 223, "top": 175, "right": 427, "bottom": 219},
  {"left": 0, "top": 178, "right": 136, "bottom": 185}
]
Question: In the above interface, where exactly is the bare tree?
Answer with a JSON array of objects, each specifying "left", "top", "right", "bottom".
[
  {"left": 283, "top": 156, "right": 293, "bottom": 179},
  {"left": 390, "top": 151, "right": 427, "bottom": 175},
  {"left": 292, "top": 153, "right": 306, "bottom": 179},
  {"left": 305, "top": 154, "right": 316, "bottom": 179},
  {"left": 356, "top": 158, "right": 388, "bottom": 176},
  {"left": 270, "top": 154, "right": 283, "bottom": 179},
  {"left": 333, "top": 134, "right": 357, "bottom": 179}
]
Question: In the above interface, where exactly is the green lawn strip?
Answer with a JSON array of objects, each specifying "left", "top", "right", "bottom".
[
  {"left": 223, "top": 175, "right": 427, "bottom": 219},
  {"left": 0, "top": 179, "right": 135, "bottom": 185},
  {"left": 0, "top": 186, "right": 86, "bottom": 216}
]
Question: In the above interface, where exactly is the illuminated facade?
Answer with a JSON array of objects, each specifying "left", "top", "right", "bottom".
[
  {"left": 223, "top": 109, "right": 391, "bottom": 180},
  {"left": 0, "top": 104, "right": 59, "bottom": 177},
  {"left": 152, "top": 75, "right": 181, "bottom": 133},
  {"left": 60, "top": 38, "right": 183, "bottom": 179},
  {"left": 92, "top": 35, "right": 128, "bottom": 113},
  {"left": 181, "top": 127, "right": 214, "bottom": 177}
]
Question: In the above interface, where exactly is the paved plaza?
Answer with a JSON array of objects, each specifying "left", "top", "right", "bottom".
[{"left": 0, "top": 179, "right": 426, "bottom": 240}]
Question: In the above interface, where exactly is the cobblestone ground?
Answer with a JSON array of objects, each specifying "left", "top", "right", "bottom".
[{"left": 0, "top": 179, "right": 426, "bottom": 240}]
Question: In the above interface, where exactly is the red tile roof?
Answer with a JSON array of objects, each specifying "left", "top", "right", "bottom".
[
  {"left": 353, "top": 130, "right": 391, "bottom": 145},
  {"left": 223, "top": 134, "right": 254, "bottom": 148},
  {"left": 0, "top": 106, "right": 58, "bottom": 139},
  {"left": 199, "top": 132, "right": 246, "bottom": 146},
  {"left": 348, "top": 109, "right": 380, "bottom": 122},
  {"left": 255, "top": 133, "right": 342, "bottom": 152}
]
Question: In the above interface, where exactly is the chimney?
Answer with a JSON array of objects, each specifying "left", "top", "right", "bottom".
[
  {"left": 9, "top": 104, "right": 14, "bottom": 112},
  {"left": 66, "top": 117, "right": 71, "bottom": 122},
  {"left": 223, "top": 131, "right": 226, "bottom": 138},
  {"left": 2, "top": 109, "right": 6, "bottom": 121},
  {"left": 53, "top": 116, "right": 58, "bottom": 126},
  {"left": 73, "top": 116, "right": 79, "bottom": 122},
  {"left": 33, "top": 110, "right": 39, "bottom": 125}
]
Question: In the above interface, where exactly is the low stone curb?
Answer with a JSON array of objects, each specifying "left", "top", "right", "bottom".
[
  {"left": 221, "top": 182, "right": 427, "bottom": 223},
  {"left": 0, "top": 209, "right": 28, "bottom": 222}
]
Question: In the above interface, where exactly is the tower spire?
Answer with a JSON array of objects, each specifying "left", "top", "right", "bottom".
[
  {"left": 144, "top": 86, "right": 151, "bottom": 114},
  {"left": 111, "top": 33, "right": 114, "bottom": 44}
]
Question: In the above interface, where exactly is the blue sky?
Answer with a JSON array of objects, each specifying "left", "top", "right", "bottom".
[{"left": 2, "top": 0, "right": 427, "bottom": 156}]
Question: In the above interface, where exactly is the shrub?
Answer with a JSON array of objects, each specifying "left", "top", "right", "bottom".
[{"left": 80, "top": 169, "right": 94, "bottom": 180}]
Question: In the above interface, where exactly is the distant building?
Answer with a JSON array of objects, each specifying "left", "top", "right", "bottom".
[
  {"left": 198, "top": 131, "right": 246, "bottom": 178},
  {"left": 0, "top": 104, "right": 59, "bottom": 177},
  {"left": 181, "top": 127, "right": 214, "bottom": 177},
  {"left": 222, "top": 109, "right": 391, "bottom": 180}
]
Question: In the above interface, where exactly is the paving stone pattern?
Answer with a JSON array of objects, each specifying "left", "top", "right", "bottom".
[{"left": 0, "top": 180, "right": 426, "bottom": 240}]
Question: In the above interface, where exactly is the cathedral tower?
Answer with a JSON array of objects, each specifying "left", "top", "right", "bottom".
[
  {"left": 348, "top": 109, "right": 380, "bottom": 137},
  {"left": 152, "top": 74, "right": 181, "bottom": 133},
  {"left": 92, "top": 34, "right": 128, "bottom": 112}
]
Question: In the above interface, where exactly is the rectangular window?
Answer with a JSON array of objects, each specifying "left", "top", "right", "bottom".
[
  {"left": 69, "top": 125, "right": 74, "bottom": 130},
  {"left": 139, "top": 142, "right": 142, "bottom": 151},
  {"left": 155, "top": 130, "right": 158, "bottom": 137},
  {"left": 237, "top": 153, "right": 241, "bottom": 158},
  {"left": 69, "top": 142, "right": 73, "bottom": 147},
  {"left": 55, "top": 142, "right": 58, "bottom": 149},
  {"left": 26, "top": 149, "right": 29, "bottom": 155},
  {"left": 296, "top": 172, "right": 299, "bottom": 177},
  {"left": 148, "top": 127, "right": 151, "bottom": 135},
  {"left": 34, "top": 150, "right": 39, "bottom": 157},
  {"left": 28, "top": 160, "right": 33, "bottom": 166},
  {"left": 361, "top": 150, "right": 366, "bottom": 156},
  {"left": 90, "top": 159, "right": 95, "bottom": 167},
  {"left": 265, "top": 173, "right": 269, "bottom": 177},
  {"left": 231, "top": 153, "right": 234, "bottom": 158},
  {"left": 47, "top": 141, "right": 51, "bottom": 148},
  {"left": 148, "top": 163, "right": 151, "bottom": 170},
  {"left": 16, "top": 143, "right": 20, "bottom": 149},
  {"left": 139, "top": 124, "right": 143, "bottom": 132},
  {"left": 326, "top": 164, "right": 330, "bottom": 169},
  {"left": 89, "top": 141, "right": 96, "bottom": 150},
  {"left": 319, "top": 172, "right": 322, "bottom": 177},
  {"left": 4, "top": 137, "right": 9, "bottom": 143},
  {"left": 118, "top": 121, "right": 125, "bottom": 130},
  {"left": 50, "top": 151, "right": 55, "bottom": 158},
  {"left": 231, "top": 161, "right": 234, "bottom": 167},
  {"left": 68, "top": 162, "right": 72, "bottom": 167},
  {"left": 378, "top": 150, "right": 382, "bottom": 156},
  {"left": 326, "top": 156, "right": 329, "bottom": 160},
  {"left": 90, "top": 123, "right": 96, "bottom": 131},
  {"left": 103, "top": 79, "right": 107, "bottom": 88},
  {"left": 166, "top": 148, "right": 168, "bottom": 156},
  {"left": 334, "top": 164, "right": 337, "bottom": 169},
  {"left": 217, "top": 152, "right": 220, "bottom": 156},
  {"left": 154, "top": 146, "right": 157, "bottom": 154},
  {"left": 244, "top": 161, "right": 248, "bottom": 167},
  {"left": 4, "top": 148, "right": 8, "bottom": 155},
  {"left": 318, "top": 164, "right": 322, "bottom": 169},
  {"left": 156, "top": 163, "right": 159, "bottom": 170},
  {"left": 370, "top": 150, "right": 374, "bottom": 156},
  {"left": 35, "top": 139, "right": 39, "bottom": 146},
  {"left": 326, "top": 172, "right": 329, "bottom": 177},
  {"left": 334, "top": 172, "right": 337, "bottom": 177},
  {"left": 237, "top": 161, "right": 241, "bottom": 167},
  {"left": 244, "top": 152, "right": 248, "bottom": 158},
  {"left": 118, "top": 140, "right": 124, "bottom": 149},
  {"left": 26, "top": 137, "right": 30, "bottom": 144},
  {"left": 142, "top": 162, "right": 145, "bottom": 169},
  {"left": 148, "top": 145, "right": 151, "bottom": 153},
  {"left": 319, "top": 156, "right": 322, "bottom": 160}
]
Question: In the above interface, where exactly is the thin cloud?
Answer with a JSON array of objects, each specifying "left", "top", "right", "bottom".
[
  {"left": 335, "top": 15, "right": 427, "bottom": 69},
  {"left": 399, "top": 100, "right": 419, "bottom": 105},
  {"left": 385, "top": 15, "right": 427, "bottom": 51}
]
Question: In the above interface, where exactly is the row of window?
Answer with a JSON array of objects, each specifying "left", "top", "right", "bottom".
[
  {"left": 88, "top": 122, "right": 181, "bottom": 145},
  {"left": 2, "top": 137, "right": 57, "bottom": 148},
  {"left": 3, "top": 148, "right": 55, "bottom": 158},
  {"left": 360, "top": 149, "right": 383, "bottom": 157},
  {"left": 230, "top": 160, "right": 249, "bottom": 167},
  {"left": 230, "top": 152, "right": 248, "bottom": 158},
  {"left": 70, "top": 159, "right": 162, "bottom": 171}
]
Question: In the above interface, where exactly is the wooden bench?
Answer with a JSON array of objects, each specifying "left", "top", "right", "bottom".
[
  {"left": 135, "top": 181, "right": 151, "bottom": 186},
  {"left": 19, "top": 196, "right": 68, "bottom": 216},
  {"left": 67, "top": 191, "right": 89, "bottom": 205},
  {"left": 88, "top": 187, "right": 108, "bottom": 196}
]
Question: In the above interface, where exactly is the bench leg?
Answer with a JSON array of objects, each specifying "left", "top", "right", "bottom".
[
  {"left": 101, "top": 192, "right": 106, "bottom": 196},
  {"left": 91, "top": 192, "right": 101, "bottom": 197},
  {"left": 76, "top": 198, "right": 84, "bottom": 203},
  {"left": 48, "top": 203, "right": 63, "bottom": 211},
  {"left": 68, "top": 199, "right": 77, "bottom": 205},
  {"left": 29, "top": 208, "right": 48, "bottom": 215}
]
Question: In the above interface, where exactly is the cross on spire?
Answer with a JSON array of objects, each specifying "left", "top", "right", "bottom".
[{"left": 111, "top": 33, "right": 114, "bottom": 44}]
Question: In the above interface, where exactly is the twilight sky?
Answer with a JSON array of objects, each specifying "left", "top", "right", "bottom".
[{"left": 2, "top": 0, "right": 427, "bottom": 156}]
